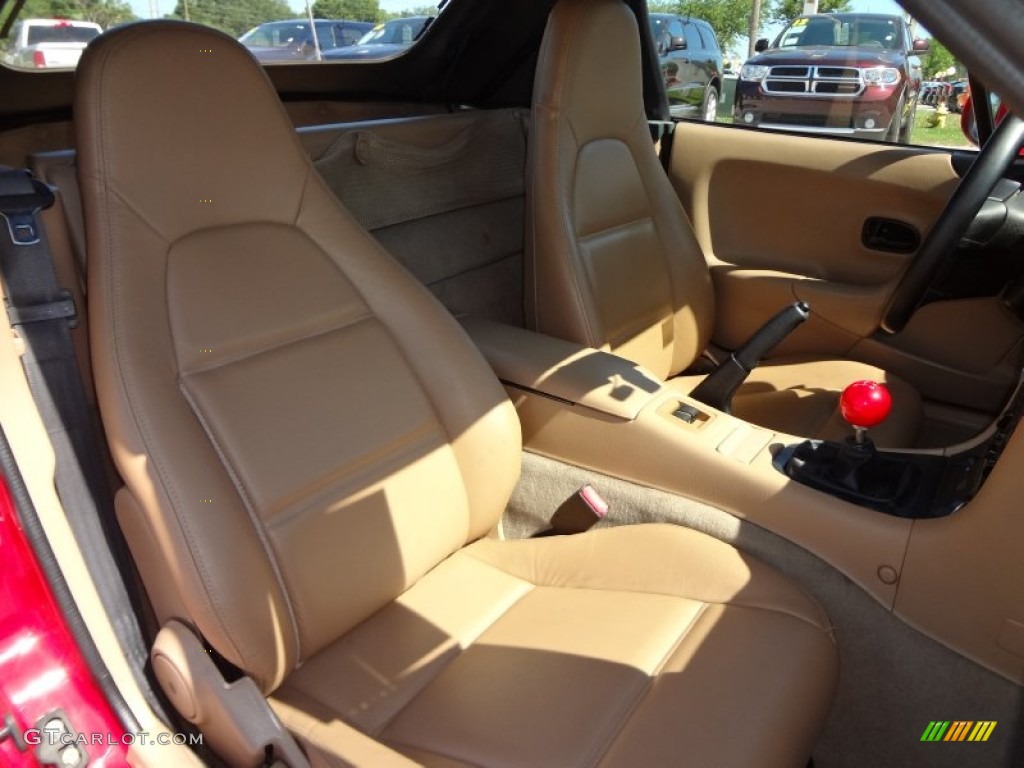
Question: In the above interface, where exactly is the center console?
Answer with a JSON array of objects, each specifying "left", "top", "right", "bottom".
[
  {"left": 462, "top": 317, "right": 916, "bottom": 607},
  {"left": 463, "top": 318, "right": 1024, "bottom": 684}
]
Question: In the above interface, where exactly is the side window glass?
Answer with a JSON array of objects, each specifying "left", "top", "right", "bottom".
[
  {"left": 682, "top": 23, "right": 702, "bottom": 52},
  {"left": 649, "top": 8, "right": 724, "bottom": 124},
  {"left": 317, "top": 25, "right": 337, "bottom": 50},
  {"left": 729, "top": 12, "right": 972, "bottom": 149},
  {"left": 667, "top": 20, "right": 684, "bottom": 43},
  {"left": 340, "top": 27, "right": 364, "bottom": 46},
  {"left": 0, "top": 5, "right": 436, "bottom": 70},
  {"left": 698, "top": 26, "right": 719, "bottom": 52},
  {"left": 645, "top": 1, "right": 973, "bottom": 148}
]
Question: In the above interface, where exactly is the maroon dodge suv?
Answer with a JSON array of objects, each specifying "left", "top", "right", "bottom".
[{"left": 735, "top": 13, "right": 928, "bottom": 143}]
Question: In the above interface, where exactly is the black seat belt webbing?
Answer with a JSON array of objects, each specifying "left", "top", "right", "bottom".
[
  {"left": 649, "top": 119, "right": 676, "bottom": 171},
  {"left": 0, "top": 168, "right": 161, "bottom": 726}
]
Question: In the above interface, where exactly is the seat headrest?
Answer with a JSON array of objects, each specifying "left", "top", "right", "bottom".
[
  {"left": 533, "top": 0, "right": 645, "bottom": 144},
  {"left": 75, "top": 21, "right": 311, "bottom": 243}
]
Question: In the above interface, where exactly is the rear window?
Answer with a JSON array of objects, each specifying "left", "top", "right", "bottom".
[{"left": 27, "top": 24, "right": 100, "bottom": 45}]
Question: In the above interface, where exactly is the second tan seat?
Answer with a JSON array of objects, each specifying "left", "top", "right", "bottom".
[{"left": 526, "top": 0, "right": 922, "bottom": 447}]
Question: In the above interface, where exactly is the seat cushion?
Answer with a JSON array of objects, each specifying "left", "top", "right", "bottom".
[
  {"left": 677, "top": 356, "right": 922, "bottom": 448},
  {"left": 272, "top": 524, "right": 838, "bottom": 767}
]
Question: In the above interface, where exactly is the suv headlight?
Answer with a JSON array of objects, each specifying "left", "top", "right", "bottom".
[
  {"left": 740, "top": 64, "right": 770, "bottom": 81},
  {"left": 862, "top": 67, "right": 901, "bottom": 86}
]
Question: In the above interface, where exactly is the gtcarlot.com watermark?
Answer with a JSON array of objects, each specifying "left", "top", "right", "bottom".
[{"left": 25, "top": 728, "right": 204, "bottom": 747}]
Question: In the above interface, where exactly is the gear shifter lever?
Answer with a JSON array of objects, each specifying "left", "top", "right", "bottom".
[
  {"left": 825, "top": 381, "right": 892, "bottom": 485},
  {"left": 839, "top": 380, "right": 892, "bottom": 446},
  {"left": 776, "top": 381, "right": 950, "bottom": 517}
]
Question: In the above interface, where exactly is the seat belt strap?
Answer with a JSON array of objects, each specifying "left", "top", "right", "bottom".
[
  {"left": 649, "top": 119, "right": 675, "bottom": 170},
  {"left": 0, "top": 167, "right": 156, "bottom": 725}
]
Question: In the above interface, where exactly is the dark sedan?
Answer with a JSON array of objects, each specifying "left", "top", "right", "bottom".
[
  {"left": 239, "top": 18, "right": 372, "bottom": 62},
  {"left": 322, "top": 16, "right": 431, "bottom": 61}
]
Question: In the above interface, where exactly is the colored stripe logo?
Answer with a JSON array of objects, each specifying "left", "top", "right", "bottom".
[{"left": 921, "top": 721, "right": 997, "bottom": 742}]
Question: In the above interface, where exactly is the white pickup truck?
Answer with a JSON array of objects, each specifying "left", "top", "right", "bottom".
[{"left": 3, "top": 18, "right": 102, "bottom": 69}]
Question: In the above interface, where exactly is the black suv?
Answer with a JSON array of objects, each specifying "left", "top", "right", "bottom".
[{"left": 649, "top": 14, "right": 724, "bottom": 121}]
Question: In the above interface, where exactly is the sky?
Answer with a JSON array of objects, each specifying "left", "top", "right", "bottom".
[{"left": 851, "top": 0, "right": 904, "bottom": 14}]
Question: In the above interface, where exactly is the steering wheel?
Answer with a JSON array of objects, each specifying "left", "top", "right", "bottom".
[{"left": 881, "top": 113, "right": 1024, "bottom": 334}]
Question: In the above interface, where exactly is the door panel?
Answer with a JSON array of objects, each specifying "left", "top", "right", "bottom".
[{"left": 668, "top": 121, "right": 1024, "bottom": 416}]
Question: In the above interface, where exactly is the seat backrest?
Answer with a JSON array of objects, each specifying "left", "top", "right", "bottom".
[
  {"left": 526, "top": 0, "right": 715, "bottom": 381},
  {"left": 75, "top": 21, "right": 521, "bottom": 693}
]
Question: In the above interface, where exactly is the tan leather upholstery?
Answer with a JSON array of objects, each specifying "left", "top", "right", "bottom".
[
  {"left": 675, "top": 357, "right": 922, "bottom": 447},
  {"left": 77, "top": 20, "right": 838, "bottom": 766},
  {"left": 526, "top": 0, "right": 921, "bottom": 447},
  {"left": 78, "top": 20, "right": 521, "bottom": 692},
  {"left": 274, "top": 526, "right": 838, "bottom": 768}
]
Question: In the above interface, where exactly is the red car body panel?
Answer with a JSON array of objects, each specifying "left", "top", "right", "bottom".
[{"left": 0, "top": 474, "right": 129, "bottom": 767}]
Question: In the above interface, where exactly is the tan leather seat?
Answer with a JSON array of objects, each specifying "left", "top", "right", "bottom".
[
  {"left": 527, "top": 0, "right": 921, "bottom": 447},
  {"left": 76, "top": 21, "right": 838, "bottom": 767}
]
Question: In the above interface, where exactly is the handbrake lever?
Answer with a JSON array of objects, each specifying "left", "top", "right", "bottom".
[{"left": 689, "top": 301, "right": 810, "bottom": 413}]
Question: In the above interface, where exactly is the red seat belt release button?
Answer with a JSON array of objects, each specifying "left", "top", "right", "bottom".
[{"left": 550, "top": 485, "right": 609, "bottom": 535}]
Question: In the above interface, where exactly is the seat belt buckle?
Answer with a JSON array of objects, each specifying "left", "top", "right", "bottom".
[
  {"left": 549, "top": 485, "right": 609, "bottom": 535},
  {"left": 0, "top": 172, "right": 56, "bottom": 247},
  {"left": 2, "top": 211, "right": 42, "bottom": 245}
]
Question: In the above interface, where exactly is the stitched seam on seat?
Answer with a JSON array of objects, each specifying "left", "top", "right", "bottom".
[
  {"left": 180, "top": 311, "right": 374, "bottom": 375},
  {"left": 587, "top": 602, "right": 710, "bottom": 768},
  {"left": 542, "top": 0, "right": 601, "bottom": 349},
  {"left": 327, "top": 249, "right": 480, "bottom": 542},
  {"left": 88, "top": 33, "right": 254, "bottom": 673},
  {"left": 721, "top": 599, "right": 835, "bottom": 634},
  {"left": 456, "top": 549, "right": 830, "bottom": 631},
  {"left": 381, "top": 739, "right": 488, "bottom": 768},
  {"left": 294, "top": 562, "right": 535, "bottom": 740},
  {"left": 292, "top": 172, "right": 495, "bottom": 634},
  {"left": 370, "top": 581, "right": 538, "bottom": 737},
  {"left": 178, "top": 382, "right": 303, "bottom": 662},
  {"left": 263, "top": 419, "right": 444, "bottom": 527},
  {"left": 577, "top": 215, "right": 652, "bottom": 244},
  {"left": 564, "top": 128, "right": 602, "bottom": 348}
]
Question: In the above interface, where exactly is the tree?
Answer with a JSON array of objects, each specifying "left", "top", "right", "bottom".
[
  {"left": 312, "top": 0, "right": 379, "bottom": 23},
  {"left": 747, "top": 0, "right": 762, "bottom": 56},
  {"left": 169, "top": 0, "right": 291, "bottom": 36},
  {"left": 923, "top": 38, "right": 959, "bottom": 79},
  {"left": 377, "top": 5, "right": 436, "bottom": 22},
  {"left": 766, "top": 0, "right": 852, "bottom": 25},
  {"left": 18, "top": 0, "right": 136, "bottom": 28},
  {"left": 648, "top": 0, "right": 753, "bottom": 51}
]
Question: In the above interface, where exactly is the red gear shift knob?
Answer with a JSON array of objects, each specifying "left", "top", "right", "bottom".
[{"left": 840, "top": 380, "right": 892, "bottom": 428}]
